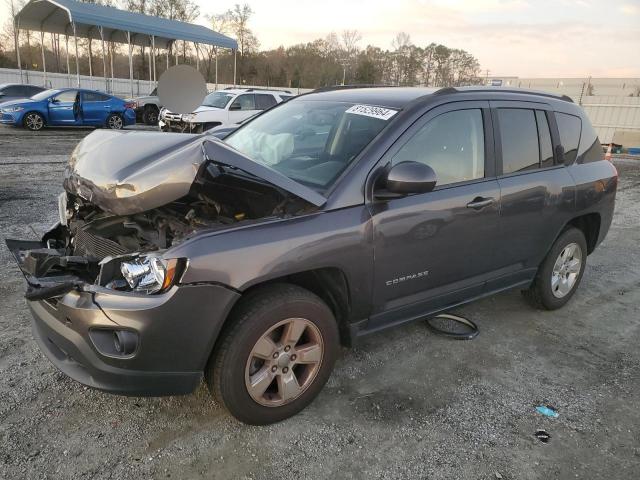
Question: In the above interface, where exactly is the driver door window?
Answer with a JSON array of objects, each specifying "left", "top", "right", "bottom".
[
  {"left": 230, "top": 94, "right": 256, "bottom": 111},
  {"left": 53, "top": 90, "right": 78, "bottom": 103},
  {"left": 392, "top": 109, "right": 485, "bottom": 186}
]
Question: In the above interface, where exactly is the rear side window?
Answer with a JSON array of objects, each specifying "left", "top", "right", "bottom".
[
  {"left": 255, "top": 94, "right": 277, "bottom": 110},
  {"left": 84, "top": 92, "right": 110, "bottom": 102},
  {"left": 555, "top": 112, "right": 582, "bottom": 164},
  {"left": 2, "top": 86, "right": 23, "bottom": 96},
  {"left": 498, "top": 109, "right": 539, "bottom": 174},
  {"left": 393, "top": 109, "right": 485, "bottom": 186}
]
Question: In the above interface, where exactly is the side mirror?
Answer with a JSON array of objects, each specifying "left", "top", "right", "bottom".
[
  {"left": 229, "top": 103, "right": 241, "bottom": 111},
  {"left": 378, "top": 161, "right": 437, "bottom": 197}
]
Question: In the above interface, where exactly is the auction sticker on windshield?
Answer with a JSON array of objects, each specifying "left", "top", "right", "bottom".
[{"left": 345, "top": 104, "right": 398, "bottom": 120}]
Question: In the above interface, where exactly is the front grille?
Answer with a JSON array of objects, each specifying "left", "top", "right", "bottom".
[
  {"left": 71, "top": 224, "right": 128, "bottom": 259},
  {"left": 163, "top": 112, "right": 182, "bottom": 121}
]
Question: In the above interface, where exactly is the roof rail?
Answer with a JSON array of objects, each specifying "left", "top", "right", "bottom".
[
  {"left": 311, "top": 84, "right": 396, "bottom": 93},
  {"left": 434, "top": 86, "right": 574, "bottom": 103},
  {"left": 224, "top": 87, "right": 292, "bottom": 94}
]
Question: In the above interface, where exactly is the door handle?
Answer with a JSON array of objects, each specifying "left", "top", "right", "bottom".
[{"left": 466, "top": 196, "right": 495, "bottom": 210}]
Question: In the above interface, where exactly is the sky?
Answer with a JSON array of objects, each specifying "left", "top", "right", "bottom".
[{"left": 1, "top": 0, "right": 639, "bottom": 77}]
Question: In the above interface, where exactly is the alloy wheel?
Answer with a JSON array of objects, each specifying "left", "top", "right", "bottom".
[
  {"left": 245, "top": 318, "right": 324, "bottom": 407},
  {"left": 108, "top": 115, "right": 123, "bottom": 129},
  {"left": 25, "top": 113, "right": 43, "bottom": 131},
  {"left": 551, "top": 242, "right": 582, "bottom": 298}
]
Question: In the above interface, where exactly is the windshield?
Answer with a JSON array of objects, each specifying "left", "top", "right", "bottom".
[
  {"left": 31, "top": 89, "right": 59, "bottom": 101},
  {"left": 202, "top": 91, "right": 234, "bottom": 109},
  {"left": 224, "top": 100, "right": 396, "bottom": 190}
]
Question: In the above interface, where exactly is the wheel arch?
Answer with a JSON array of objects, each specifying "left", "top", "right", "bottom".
[
  {"left": 220, "top": 267, "right": 353, "bottom": 348},
  {"left": 22, "top": 110, "right": 47, "bottom": 128},
  {"left": 566, "top": 212, "right": 601, "bottom": 254}
]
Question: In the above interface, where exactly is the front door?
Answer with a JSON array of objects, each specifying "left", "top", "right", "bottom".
[
  {"left": 368, "top": 101, "right": 501, "bottom": 330},
  {"left": 48, "top": 90, "right": 79, "bottom": 125},
  {"left": 228, "top": 94, "right": 259, "bottom": 124}
]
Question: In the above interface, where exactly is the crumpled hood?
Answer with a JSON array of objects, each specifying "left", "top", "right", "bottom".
[
  {"left": 63, "top": 130, "right": 208, "bottom": 215},
  {"left": 63, "top": 130, "right": 326, "bottom": 216}
]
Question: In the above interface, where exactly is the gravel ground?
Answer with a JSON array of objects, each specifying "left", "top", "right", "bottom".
[{"left": 1, "top": 126, "right": 639, "bottom": 480}]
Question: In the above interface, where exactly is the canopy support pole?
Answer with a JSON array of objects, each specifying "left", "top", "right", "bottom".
[
  {"left": 109, "top": 32, "right": 115, "bottom": 89},
  {"left": 166, "top": 43, "right": 169, "bottom": 70},
  {"left": 72, "top": 22, "right": 80, "bottom": 87},
  {"left": 14, "top": 18, "right": 23, "bottom": 84},
  {"left": 99, "top": 26, "right": 107, "bottom": 92},
  {"left": 151, "top": 35, "right": 156, "bottom": 85},
  {"left": 127, "top": 31, "right": 134, "bottom": 98},
  {"left": 65, "top": 33, "right": 70, "bottom": 87},
  {"left": 214, "top": 47, "right": 218, "bottom": 90},
  {"left": 40, "top": 30, "right": 47, "bottom": 87},
  {"left": 233, "top": 49, "right": 237, "bottom": 87},
  {"left": 147, "top": 38, "right": 152, "bottom": 81}
]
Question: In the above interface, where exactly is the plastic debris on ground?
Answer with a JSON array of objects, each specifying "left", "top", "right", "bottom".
[{"left": 535, "top": 405, "right": 559, "bottom": 418}]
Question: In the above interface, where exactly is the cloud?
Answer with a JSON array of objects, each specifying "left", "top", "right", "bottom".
[{"left": 620, "top": 3, "right": 640, "bottom": 15}]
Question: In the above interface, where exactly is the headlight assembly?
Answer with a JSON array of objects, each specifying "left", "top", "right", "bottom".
[
  {"left": 119, "top": 256, "right": 183, "bottom": 294},
  {"left": 182, "top": 113, "right": 196, "bottom": 122},
  {"left": 2, "top": 106, "right": 24, "bottom": 113}
]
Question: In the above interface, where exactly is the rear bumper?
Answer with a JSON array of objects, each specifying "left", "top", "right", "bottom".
[
  {"left": 28, "top": 283, "right": 240, "bottom": 396},
  {"left": 123, "top": 109, "right": 136, "bottom": 126}
]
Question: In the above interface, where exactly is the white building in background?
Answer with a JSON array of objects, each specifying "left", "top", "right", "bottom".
[{"left": 486, "top": 77, "right": 640, "bottom": 146}]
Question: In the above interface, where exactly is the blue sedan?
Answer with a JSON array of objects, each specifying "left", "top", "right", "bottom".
[{"left": 0, "top": 88, "right": 136, "bottom": 131}]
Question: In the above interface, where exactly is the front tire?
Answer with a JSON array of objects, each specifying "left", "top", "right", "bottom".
[
  {"left": 208, "top": 284, "right": 339, "bottom": 425},
  {"left": 523, "top": 227, "right": 587, "bottom": 310},
  {"left": 106, "top": 113, "right": 124, "bottom": 129},
  {"left": 23, "top": 112, "right": 45, "bottom": 131}
]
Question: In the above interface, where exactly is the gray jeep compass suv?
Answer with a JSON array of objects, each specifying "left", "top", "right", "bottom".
[{"left": 7, "top": 86, "right": 617, "bottom": 424}]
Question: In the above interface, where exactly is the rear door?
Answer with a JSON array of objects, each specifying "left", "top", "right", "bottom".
[
  {"left": 81, "top": 91, "right": 112, "bottom": 125},
  {"left": 368, "top": 101, "right": 501, "bottom": 329},
  {"left": 48, "top": 90, "right": 79, "bottom": 125},
  {"left": 489, "top": 101, "right": 576, "bottom": 291}
]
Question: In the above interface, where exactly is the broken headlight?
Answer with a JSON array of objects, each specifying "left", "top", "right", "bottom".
[{"left": 119, "top": 256, "right": 183, "bottom": 294}]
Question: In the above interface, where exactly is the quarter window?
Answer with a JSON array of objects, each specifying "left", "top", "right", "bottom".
[
  {"left": 498, "top": 108, "right": 540, "bottom": 174},
  {"left": 555, "top": 112, "right": 582, "bottom": 164},
  {"left": 392, "top": 109, "right": 485, "bottom": 186}
]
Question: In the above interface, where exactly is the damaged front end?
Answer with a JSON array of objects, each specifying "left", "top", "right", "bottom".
[{"left": 8, "top": 130, "right": 321, "bottom": 300}]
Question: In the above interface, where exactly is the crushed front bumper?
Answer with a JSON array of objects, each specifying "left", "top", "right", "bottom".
[{"left": 7, "top": 238, "right": 241, "bottom": 396}]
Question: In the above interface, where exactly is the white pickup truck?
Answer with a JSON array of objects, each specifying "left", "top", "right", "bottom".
[{"left": 158, "top": 88, "right": 293, "bottom": 133}]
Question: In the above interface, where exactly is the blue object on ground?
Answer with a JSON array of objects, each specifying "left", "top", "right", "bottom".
[
  {"left": 628, "top": 147, "right": 640, "bottom": 155},
  {"left": 536, "top": 405, "right": 559, "bottom": 418}
]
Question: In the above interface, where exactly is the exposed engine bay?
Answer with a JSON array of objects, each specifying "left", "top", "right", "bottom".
[
  {"left": 8, "top": 137, "right": 321, "bottom": 301},
  {"left": 58, "top": 164, "right": 307, "bottom": 260}
]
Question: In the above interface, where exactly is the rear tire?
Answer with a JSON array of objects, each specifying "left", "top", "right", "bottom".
[
  {"left": 23, "top": 112, "right": 45, "bottom": 131},
  {"left": 522, "top": 227, "right": 587, "bottom": 310},
  {"left": 106, "top": 113, "right": 124, "bottom": 130},
  {"left": 208, "top": 284, "right": 339, "bottom": 425}
]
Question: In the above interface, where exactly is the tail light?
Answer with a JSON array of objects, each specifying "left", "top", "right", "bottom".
[{"left": 124, "top": 101, "right": 137, "bottom": 109}]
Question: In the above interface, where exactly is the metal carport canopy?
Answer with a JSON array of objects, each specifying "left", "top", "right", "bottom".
[{"left": 16, "top": 0, "right": 238, "bottom": 49}]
